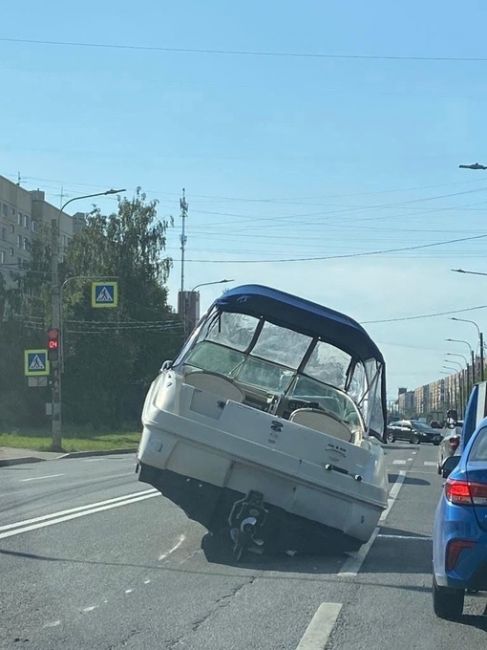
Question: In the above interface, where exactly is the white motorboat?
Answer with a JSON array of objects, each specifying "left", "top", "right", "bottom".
[{"left": 137, "top": 285, "right": 388, "bottom": 559}]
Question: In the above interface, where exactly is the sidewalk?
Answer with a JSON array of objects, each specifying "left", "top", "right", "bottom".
[
  {"left": 0, "top": 446, "right": 62, "bottom": 467},
  {"left": 0, "top": 446, "right": 137, "bottom": 466}
]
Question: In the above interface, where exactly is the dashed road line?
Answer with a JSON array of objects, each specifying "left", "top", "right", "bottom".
[
  {"left": 423, "top": 461, "right": 437, "bottom": 467},
  {"left": 82, "top": 605, "right": 97, "bottom": 612},
  {"left": 20, "top": 474, "right": 64, "bottom": 482},
  {"left": 338, "top": 470, "right": 406, "bottom": 578},
  {"left": 392, "top": 459, "right": 407, "bottom": 465},
  {"left": 42, "top": 620, "right": 61, "bottom": 629},
  {"left": 295, "top": 602, "right": 342, "bottom": 650},
  {"left": 159, "top": 534, "right": 186, "bottom": 561},
  {"left": 377, "top": 533, "right": 432, "bottom": 540}
]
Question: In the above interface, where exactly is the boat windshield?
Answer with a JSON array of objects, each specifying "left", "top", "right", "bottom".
[{"left": 181, "top": 309, "right": 370, "bottom": 424}]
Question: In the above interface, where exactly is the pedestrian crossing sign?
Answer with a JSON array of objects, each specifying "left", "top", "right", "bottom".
[
  {"left": 91, "top": 281, "right": 118, "bottom": 308},
  {"left": 24, "top": 349, "right": 50, "bottom": 376}
]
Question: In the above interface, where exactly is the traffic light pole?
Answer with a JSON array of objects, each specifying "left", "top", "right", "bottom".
[
  {"left": 49, "top": 189, "right": 125, "bottom": 451},
  {"left": 50, "top": 219, "right": 62, "bottom": 451}
]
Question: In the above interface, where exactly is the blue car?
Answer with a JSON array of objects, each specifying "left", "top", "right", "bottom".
[{"left": 432, "top": 417, "right": 487, "bottom": 618}]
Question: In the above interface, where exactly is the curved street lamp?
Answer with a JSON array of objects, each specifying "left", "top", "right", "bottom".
[
  {"left": 50, "top": 188, "right": 126, "bottom": 451},
  {"left": 446, "top": 352, "right": 469, "bottom": 366},
  {"left": 451, "top": 317, "right": 484, "bottom": 382},
  {"left": 191, "top": 279, "right": 234, "bottom": 292},
  {"left": 446, "top": 337, "right": 475, "bottom": 384},
  {"left": 182, "top": 279, "right": 234, "bottom": 334}
]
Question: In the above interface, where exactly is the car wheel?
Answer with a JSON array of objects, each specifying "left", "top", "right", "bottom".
[
  {"left": 433, "top": 440, "right": 440, "bottom": 446},
  {"left": 410, "top": 434, "right": 420, "bottom": 444},
  {"left": 386, "top": 433, "right": 395, "bottom": 443},
  {"left": 433, "top": 577, "right": 464, "bottom": 619}
]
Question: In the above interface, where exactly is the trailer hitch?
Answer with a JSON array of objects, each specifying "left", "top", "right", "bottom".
[{"left": 228, "top": 490, "right": 268, "bottom": 561}]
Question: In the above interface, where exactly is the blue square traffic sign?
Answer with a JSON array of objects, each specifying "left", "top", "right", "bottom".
[
  {"left": 24, "top": 349, "right": 49, "bottom": 376},
  {"left": 91, "top": 281, "right": 118, "bottom": 308}
]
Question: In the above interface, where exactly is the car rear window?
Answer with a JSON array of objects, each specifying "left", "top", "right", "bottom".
[{"left": 469, "top": 426, "right": 487, "bottom": 461}]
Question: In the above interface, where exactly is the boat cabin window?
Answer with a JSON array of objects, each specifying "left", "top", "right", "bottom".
[
  {"left": 291, "top": 375, "right": 362, "bottom": 426},
  {"left": 251, "top": 322, "right": 312, "bottom": 369},
  {"left": 186, "top": 341, "right": 244, "bottom": 376},
  {"left": 200, "top": 311, "right": 259, "bottom": 351},
  {"left": 303, "top": 341, "right": 352, "bottom": 390},
  {"left": 236, "top": 356, "right": 295, "bottom": 393}
]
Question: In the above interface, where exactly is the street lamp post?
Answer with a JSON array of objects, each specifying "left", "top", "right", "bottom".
[
  {"left": 440, "top": 370, "right": 462, "bottom": 413},
  {"left": 182, "top": 279, "right": 234, "bottom": 334},
  {"left": 451, "top": 317, "right": 484, "bottom": 382},
  {"left": 443, "top": 363, "right": 465, "bottom": 413},
  {"left": 446, "top": 338, "right": 475, "bottom": 385},
  {"left": 50, "top": 188, "right": 125, "bottom": 451}
]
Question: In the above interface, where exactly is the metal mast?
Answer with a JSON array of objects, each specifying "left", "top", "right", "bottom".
[{"left": 180, "top": 188, "right": 188, "bottom": 294}]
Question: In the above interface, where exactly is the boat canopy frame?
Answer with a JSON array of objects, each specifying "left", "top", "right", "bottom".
[{"left": 174, "top": 285, "right": 387, "bottom": 437}]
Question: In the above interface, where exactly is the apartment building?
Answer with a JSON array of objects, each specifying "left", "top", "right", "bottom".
[{"left": 0, "top": 174, "right": 83, "bottom": 287}]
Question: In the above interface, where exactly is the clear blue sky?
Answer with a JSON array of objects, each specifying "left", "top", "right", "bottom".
[{"left": 2, "top": 1, "right": 487, "bottom": 398}]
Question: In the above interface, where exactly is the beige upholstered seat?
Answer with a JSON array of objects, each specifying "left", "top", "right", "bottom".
[
  {"left": 289, "top": 408, "right": 352, "bottom": 442},
  {"left": 184, "top": 371, "right": 245, "bottom": 403}
]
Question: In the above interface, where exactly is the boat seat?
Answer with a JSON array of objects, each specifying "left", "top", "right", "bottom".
[
  {"left": 289, "top": 408, "right": 353, "bottom": 442},
  {"left": 184, "top": 371, "right": 245, "bottom": 403}
]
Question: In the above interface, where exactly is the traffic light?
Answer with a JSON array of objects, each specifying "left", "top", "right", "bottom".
[{"left": 47, "top": 327, "right": 60, "bottom": 362}]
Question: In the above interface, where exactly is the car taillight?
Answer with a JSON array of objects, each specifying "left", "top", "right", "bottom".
[
  {"left": 445, "top": 479, "right": 487, "bottom": 505},
  {"left": 469, "top": 482, "right": 487, "bottom": 506},
  {"left": 446, "top": 539, "right": 476, "bottom": 571},
  {"left": 445, "top": 479, "right": 472, "bottom": 505}
]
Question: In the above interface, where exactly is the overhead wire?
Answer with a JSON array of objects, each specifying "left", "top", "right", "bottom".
[
  {"left": 183, "top": 232, "right": 487, "bottom": 263},
  {"left": 2, "top": 37, "right": 487, "bottom": 63},
  {"left": 362, "top": 304, "right": 487, "bottom": 324}
]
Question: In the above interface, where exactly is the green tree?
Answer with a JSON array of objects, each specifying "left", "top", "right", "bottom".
[
  {"left": 0, "top": 189, "right": 183, "bottom": 431},
  {"left": 61, "top": 189, "right": 183, "bottom": 428}
]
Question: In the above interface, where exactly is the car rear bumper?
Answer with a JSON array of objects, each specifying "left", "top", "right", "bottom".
[{"left": 434, "top": 538, "right": 487, "bottom": 590}]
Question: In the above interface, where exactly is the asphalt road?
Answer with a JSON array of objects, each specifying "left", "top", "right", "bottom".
[{"left": 1, "top": 443, "right": 486, "bottom": 649}]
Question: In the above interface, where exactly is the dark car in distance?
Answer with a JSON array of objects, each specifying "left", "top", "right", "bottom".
[{"left": 387, "top": 419, "right": 442, "bottom": 445}]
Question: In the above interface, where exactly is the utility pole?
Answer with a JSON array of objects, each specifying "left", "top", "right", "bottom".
[
  {"left": 50, "top": 215, "right": 62, "bottom": 451},
  {"left": 49, "top": 189, "right": 125, "bottom": 452},
  {"left": 481, "top": 332, "right": 485, "bottom": 382},
  {"left": 179, "top": 188, "right": 188, "bottom": 331}
]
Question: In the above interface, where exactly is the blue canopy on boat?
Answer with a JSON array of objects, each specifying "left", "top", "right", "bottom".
[{"left": 215, "top": 284, "right": 384, "bottom": 364}]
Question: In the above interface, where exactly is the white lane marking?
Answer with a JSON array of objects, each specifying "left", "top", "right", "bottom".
[
  {"left": 295, "top": 602, "right": 342, "bottom": 650},
  {"left": 424, "top": 461, "right": 437, "bottom": 467},
  {"left": 392, "top": 459, "right": 407, "bottom": 465},
  {"left": 81, "top": 457, "right": 133, "bottom": 462},
  {"left": 125, "top": 589, "right": 133, "bottom": 595},
  {"left": 20, "top": 474, "right": 65, "bottom": 482},
  {"left": 42, "top": 620, "right": 61, "bottom": 628},
  {"left": 407, "top": 457, "right": 413, "bottom": 461},
  {"left": 412, "top": 451, "right": 417, "bottom": 455},
  {"left": 144, "top": 579, "right": 151, "bottom": 584},
  {"left": 159, "top": 534, "right": 186, "bottom": 561},
  {"left": 377, "top": 534, "right": 431, "bottom": 540},
  {"left": 0, "top": 488, "right": 157, "bottom": 532},
  {"left": 338, "top": 470, "right": 406, "bottom": 578},
  {"left": 82, "top": 605, "right": 97, "bottom": 612},
  {"left": 0, "top": 491, "right": 159, "bottom": 540}
]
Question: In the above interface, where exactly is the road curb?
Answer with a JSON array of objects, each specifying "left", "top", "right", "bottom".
[
  {"left": 59, "top": 448, "right": 137, "bottom": 459},
  {"left": 0, "top": 456, "right": 47, "bottom": 467}
]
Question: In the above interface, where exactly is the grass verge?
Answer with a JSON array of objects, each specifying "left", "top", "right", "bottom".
[{"left": 0, "top": 429, "right": 140, "bottom": 452}]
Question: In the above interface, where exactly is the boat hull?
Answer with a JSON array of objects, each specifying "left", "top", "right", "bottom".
[
  {"left": 139, "top": 462, "right": 366, "bottom": 553},
  {"left": 137, "top": 373, "right": 388, "bottom": 550}
]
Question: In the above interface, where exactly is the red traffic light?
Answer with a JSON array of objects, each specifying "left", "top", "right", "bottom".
[{"left": 47, "top": 327, "right": 60, "bottom": 350}]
